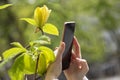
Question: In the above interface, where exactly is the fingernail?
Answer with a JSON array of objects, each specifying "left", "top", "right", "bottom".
[
  {"left": 76, "top": 58, "right": 86, "bottom": 62},
  {"left": 61, "top": 42, "right": 65, "bottom": 47},
  {"left": 59, "top": 42, "right": 65, "bottom": 50}
]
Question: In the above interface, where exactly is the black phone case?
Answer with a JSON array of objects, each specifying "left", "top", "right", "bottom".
[{"left": 62, "top": 22, "right": 75, "bottom": 70}]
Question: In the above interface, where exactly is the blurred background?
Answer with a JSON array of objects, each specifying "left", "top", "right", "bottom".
[{"left": 0, "top": 0, "right": 120, "bottom": 80}]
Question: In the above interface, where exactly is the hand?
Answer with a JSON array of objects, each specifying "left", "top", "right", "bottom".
[
  {"left": 64, "top": 37, "right": 89, "bottom": 80},
  {"left": 45, "top": 42, "right": 65, "bottom": 80}
]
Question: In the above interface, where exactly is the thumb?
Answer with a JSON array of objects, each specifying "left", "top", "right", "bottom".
[
  {"left": 55, "top": 42, "right": 65, "bottom": 62},
  {"left": 45, "top": 42, "right": 65, "bottom": 79}
]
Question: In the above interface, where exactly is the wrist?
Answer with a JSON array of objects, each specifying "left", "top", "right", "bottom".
[
  {"left": 45, "top": 76, "right": 58, "bottom": 80},
  {"left": 83, "top": 76, "right": 88, "bottom": 80},
  {"left": 45, "top": 74, "right": 58, "bottom": 80},
  {"left": 65, "top": 75, "right": 87, "bottom": 80}
]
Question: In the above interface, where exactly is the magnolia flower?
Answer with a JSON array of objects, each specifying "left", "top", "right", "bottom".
[
  {"left": 21, "top": 5, "right": 58, "bottom": 35},
  {"left": 34, "top": 5, "right": 51, "bottom": 28}
]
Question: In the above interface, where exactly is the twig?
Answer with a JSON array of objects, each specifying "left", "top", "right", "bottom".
[
  {"left": 34, "top": 28, "right": 44, "bottom": 80},
  {"left": 34, "top": 54, "right": 40, "bottom": 80},
  {"left": 40, "top": 28, "right": 44, "bottom": 35}
]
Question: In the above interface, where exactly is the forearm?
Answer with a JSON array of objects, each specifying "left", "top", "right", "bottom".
[
  {"left": 45, "top": 76, "right": 58, "bottom": 80},
  {"left": 45, "top": 72, "right": 60, "bottom": 80}
]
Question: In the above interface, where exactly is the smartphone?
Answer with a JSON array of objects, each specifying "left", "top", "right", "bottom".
[{"left": 62, "top": 21, "right": 75, "bottom": 70}]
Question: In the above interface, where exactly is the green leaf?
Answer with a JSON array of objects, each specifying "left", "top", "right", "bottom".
[
  {"left": 1, "top": 46, "right": 27, "bottom": 80},
  {"left": 10, "top": 42, "right": 24, "bottom": 48},
  {"left": 8, "top": 53, "right": 35, "bottom": 80},
  {"left": 30, "top": 35, "right": 51, "bottom": 46},
  {"left": 38, "top": 46, "right": 55, "bottom": 64},
  {"left": 43, "top": 23, "right": 59, "bottom": 36},
  {"left": 0, "top": 51, "right": 24, "bottom": 80},
  {"left": 0, "top": 4, "right": 12, "bottom": 10},
  {"left": 20, "top": 18, "right": 38, "bottom": 27},
  {"left": 23, "top": 53, "right": 35, "bottom": 74},
  {"left": 39, "top": 35, "right": 51, "bottom": 43},
  {"left": 38, "top": 53, "right": 47, "bottom": 76},
  {"left": 38, "top": 46, "right": 55, "bottom": 75},
  {"left": 3, "top": 48, "right": 26, "bottom": 59},
  {"left": 8, "top": 54, "right": 25, "bottom": 80}
]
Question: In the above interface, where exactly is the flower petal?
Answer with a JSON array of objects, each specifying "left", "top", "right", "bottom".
[
  {"left": 34, "top": 7, "right": 42, "bottom": 27},
  {"left": 43, "top": 5, "right": 51, "bottom": 26}
]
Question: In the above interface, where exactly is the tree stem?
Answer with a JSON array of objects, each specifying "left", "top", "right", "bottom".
[
  {"left": 40, "top": 28, "right": 44, "bottom": 35},
  {"left": 34, "top": 54, "right": 40, "bottom": 80},
  {"left": 34, "top": 28, "right": 44, "bottom": 80}
]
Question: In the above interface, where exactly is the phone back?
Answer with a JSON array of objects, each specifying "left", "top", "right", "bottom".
[{"left": 62, "top": 22, "right": 75, "bottom": 70}]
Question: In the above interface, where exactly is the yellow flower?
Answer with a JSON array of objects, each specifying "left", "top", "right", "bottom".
[
  {"left": 34, "top": 5, "right": 51, "bottom": 28},
  {"left": 21, "top": 5, "right": 59, "bottom": 35}
]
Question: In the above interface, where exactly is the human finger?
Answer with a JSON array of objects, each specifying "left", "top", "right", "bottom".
[
  {"left": 45, "top": 42, "right": 65, "bottom": 79},
  {"left": 56, "top": 42, "right": 65, "bottom": 62},
  {"left": 54, "top": 47, "right": 59, "bottom": 50},
  {"left": 76, "top": 58, "right": 89, "bottom": 73},
  {"left": 73, "top": 36, "right": 81, "bottom": 58},
  {"left": 71, "top": 50, "right": 77, "bottom": 60}
]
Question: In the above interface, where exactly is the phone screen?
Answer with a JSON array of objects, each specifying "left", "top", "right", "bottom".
[{"left": 62, "top": 22, "right": 75, "bottom": 70}]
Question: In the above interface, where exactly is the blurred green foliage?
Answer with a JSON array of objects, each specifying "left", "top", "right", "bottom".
[
  {"left": 0, "top": 4, "right": 12, "bottom": 9},
  {"left": 0, "top": 0, "right": 120, "bottom": 63}
]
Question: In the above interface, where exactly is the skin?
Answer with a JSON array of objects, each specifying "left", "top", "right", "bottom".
[{"left": 45, "top": 37, "right": 89, "bottom": 80}]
